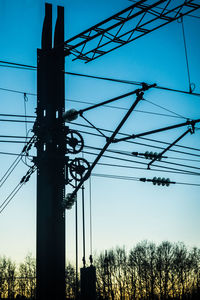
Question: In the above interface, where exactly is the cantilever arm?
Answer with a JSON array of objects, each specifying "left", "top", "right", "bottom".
[
  {"left": 114, "top": 119, "right": 200, "bottom": 143},
  {"left": 64, "top": 83, "right": 156, "bottom": 121},
  {"left": 68, "top": 89, "right": 147, "bottom": 201}
]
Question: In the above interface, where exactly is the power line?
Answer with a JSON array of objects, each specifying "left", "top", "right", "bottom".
[
  {"left": 180, "top": 16, "right": 193, "bottom": 93},
  {"left": 0, "top": 136, "right": 35, "bottom": 193},
  {"left": 0, "top": 113, "right": 35, "bottom": 119},
  {"left": 0, "top": 151, "right": 34, "bottom": 158},
  {"left": 0, "top": 165, "right": 36, "bottom": 214},
  {"left": 83, "top": 150, "right": 200, "bottom": 176},
  {"left": 84, "top": 145, "right": 200, "bottom": 173},
  {"left": 0, "top": 119, "right": 34, "bottom": 123},
  {"left": 0, "top": 183, "right": 23, "bottom": 214},
  {"left": 72, "top": 123, "right": 200, "bottom": 156},
  {"left": 1, "top": 118, "right": 200, "bottom": 156},
  {"left": 0, "top": 137, "right": 199, "bottom": 164},
  {"left": 0, "top": 105, "right": 187, "bottom": 120},
  {"left": 0, "top": 157, "right": 21, "bottom": 189},
  {"left": 92, "top": 161, "right": 199, "bottom": 176},
  {"left": 1, "top": 60, "right": 200, "bottom": 97},
  {"left": 0, "top": 148, "right": 199, "bottom": 177},
  {"left": 0, "top": 87, "right": 187, "bottom": 121},
  {"left": 0, "top": 115, "right": 199, "bottom": 154},
  {"left": 92, "top": 172, "right": 200, "bottom": 187},
  {"left": 0, "top": 60, "right": 36, "bottom": 69},
  {"left": 85, "top": 143, "right": 200, "bottom": 165},
  {"left": 144, "top": 99, "right": 187, "bottom": 120},
  {"left": 0, "top": 87, "right": 36, "bottom": 96},
  {"left": 0, "top": 135, "right": 31, "bottom": 139}
]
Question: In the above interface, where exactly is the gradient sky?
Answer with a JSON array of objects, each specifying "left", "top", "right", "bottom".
[{"left": 0, "top": 0, "right": 200, "bottom": 266}]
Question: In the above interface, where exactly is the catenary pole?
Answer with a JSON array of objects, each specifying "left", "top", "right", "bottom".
[{"left": 34, "top": 4, "right": 66, "bottom": 300}]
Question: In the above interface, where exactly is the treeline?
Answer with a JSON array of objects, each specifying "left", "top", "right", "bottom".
[
  {"left": 0, "top": 254, "right": 36, "bottom": 299},
  {"left": 94, "top": 241, "right": 200, "bottom": 300},
  {"left": 0, "top": 241, "right": 200, "bottom": 299}
]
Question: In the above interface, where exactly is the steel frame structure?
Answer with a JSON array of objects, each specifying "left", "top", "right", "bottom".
[
  {"left": 35, "top": 1, "right": 200, "bottom": 299},
  {"left": 62, "top": 0, "right": 200, "bottom": 62}
]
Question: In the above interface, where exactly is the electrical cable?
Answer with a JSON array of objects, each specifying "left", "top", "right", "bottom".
[
  {"left": 80, "top": 114, "right": 107, "bottom": 138},
  {"left": 0, "top": 87, "right": 36, "bottom": 96},
  {"left": 0, "top": 140, "right": 26, "bottom": 143},
  {"left": 0, "top": 113, "right": 35, "bottom": 119},
  {"left": 0, "top": 151, "right": 34, "bottom": 157},
  {"left": 0, "top": 165, "right": 36, "bottom": 214},
  {"left": 64, "top": 71, "right": 200, "bottom": 97},
  {"left": 72, "top": 123, "right": 200, "bottom": 157},
  {"left": 1, "top": 60, "right": 200, "bottom": 97},
  {"left": 24, "top": 93, "right": 28, "bottom": 139},
  {"left": 0, "top": 119, "right": 34, "bottom": 123},
  {"left": 89, "top": 177, "right": 93, "bottom": 259},
  {"left": 1, "top": 122, "right": 200, "bottom": 154},
  {"left": 180, "top": 16, "right": 194, "bottom": 93},
  {"left": 0, "top": 105, "right": 187, "bottom": 120},
  {"left": 144, "top": 99, "right": 187, "bottom": 119},
  {"left": 91, "top": 172, "right": 200, "bottom": 186},
  {"left": 0, "top": 135, "right": 35, "bottom": 192},
  {"left": 84, "top": 143, "right": 200, "bottom": 165},
  {"left": 84, "top": 145, "right": 200, "bottom": 174},
  {"left": 0, "top": 137, "right": 199, "bottom": 164},
  {"left": 0, "top": 60, "right": 36, "bottom": 69},
  {"left": 0, "top": 158, "right": 22, "bottom": 189},
  {"left": 82, "top": 184, "right": 86, "bottom": 267},
  {"left": 82, "top": 150, "right": 200, "bottom": 176},
  {"left": 0, "top": 183, "right": 23, "bottom": 214},
  {"left": 92, "top": 161, "right": 195, "bottom": 175},
  {"left": 0, "top": 156, "right": 21, "bottom": 187}
]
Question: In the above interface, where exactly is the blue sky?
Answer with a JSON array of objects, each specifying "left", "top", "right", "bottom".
[{"left": 0, "top": 0, "right": 200, "bottom": 265}]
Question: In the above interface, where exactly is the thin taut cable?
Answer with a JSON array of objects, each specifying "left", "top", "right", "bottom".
[
  {"left": 89, "top": 177, "right": 93, "bottom": 260},
  {"left": 82, "top": 185, "right": 86, "bottom": 267},
  {"left": 181, "top": 16, "right": 194, "bottom": 93},
  {"left": 0, "top": 183, "right": 22, "bottom": 213},
  {"left": 24, "top": 93, "right": 28, "bottom": 140}
]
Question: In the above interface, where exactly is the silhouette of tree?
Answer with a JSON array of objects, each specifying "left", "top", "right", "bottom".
[
  {"left": 65, "top": 263, "right": 76, "bottom": 299},
  {"left": 17, "top": 253, "right": 36, "bottom": 299},
  {"left": 0, "top": 256, "right": 16, "bottom": 298},
  {"left": 0, "top": 241, "right": 200, "bottom": 299}
]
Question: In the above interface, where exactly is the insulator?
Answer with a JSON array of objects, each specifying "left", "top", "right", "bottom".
[
  {"left": 144, "top": 151, "right": 149, "bottom": 159},
  {"left": 63, "top": 109, "right": 78, "bottom": 122},
  {"left": 152, "top": 177, "right": 157, "bottom": 185},
  {"left": 157, "top": 153, "right": 162, "bottom": 161},
  {"left": 152, "top": 177, "right": 171, "bottom": 186},
  {"left": 63, "top": 193, "right": 77, "bottom": 210},
  {"left": 149, "top": 151, "right": 154, "bottom": 159},
  {"left": 161, "top": 177, "right": 166, "bottom": 186},
  {"left": 157, "top": 177, "right": 162, "bottom": 185},
  {"left": 166, "top": 178, "right": 170, "bottom": 187},
  {"left": 132, "top": 152, "right": 139, "bottom": 156},
  {"left": 140, "top": 177, "right": 146, "bottom": 182}
]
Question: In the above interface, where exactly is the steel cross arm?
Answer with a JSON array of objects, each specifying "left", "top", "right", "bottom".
[
  {"left": 62, "top": 0, "right": 149, "bottom": 54},
  {"left": 61, "top": 0, "right": 200, "bottom": 62},
  {"left": 63, "top": 0, "right": 167, "bottom": 61},
  {"left": 68, "top": 90, "right": 146, "bottom": 201},
  {"left": 147, "top": 128, "right": 192, "bottom": 169},
  {"left": 114, "top": 119, "right": 200, "bottom": 143}
]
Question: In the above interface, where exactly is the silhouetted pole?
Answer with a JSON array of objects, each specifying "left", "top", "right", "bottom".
[{"left": 35, "top": 4, "right": 66, "bottom": 300}]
